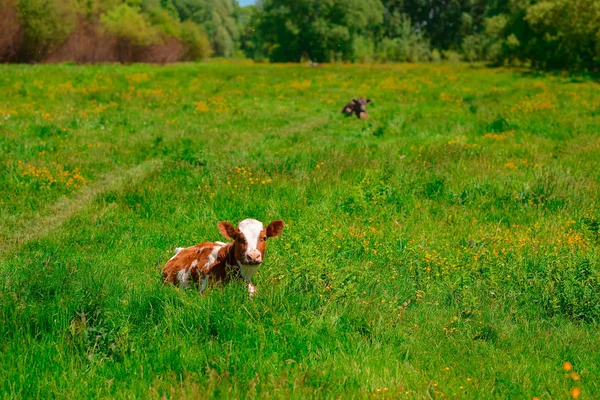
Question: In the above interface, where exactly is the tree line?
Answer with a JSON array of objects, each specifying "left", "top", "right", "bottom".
[{"left": 1, "top": 0, "right": 599, "bottom": 69}]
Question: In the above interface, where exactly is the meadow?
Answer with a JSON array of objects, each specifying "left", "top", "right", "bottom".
[{"left": 0, "top": 61, "right": 599, "bottom": 398}]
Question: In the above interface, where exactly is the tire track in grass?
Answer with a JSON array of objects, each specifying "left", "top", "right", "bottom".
[{"left": 0, "top": 159, "right": 162, "bottom": 257}]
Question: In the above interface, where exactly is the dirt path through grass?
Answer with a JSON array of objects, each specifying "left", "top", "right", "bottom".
[
  {"left": 0, "top": 159, "right": 163, "bottom": 257},
  {"left": 0, "top": 114, "right": 331, "bottom": 258}
]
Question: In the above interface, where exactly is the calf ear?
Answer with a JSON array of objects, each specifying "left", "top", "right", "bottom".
[
  {"left": 266, "top": 220, "right": 285, "bottom": 238},
  {"left": 217, "top": 222, "right": 237, "bottom": 239}
]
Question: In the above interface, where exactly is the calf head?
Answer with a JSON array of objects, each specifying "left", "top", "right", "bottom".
[
  {"left": 354, "top": 98, "right": 371, "bottom": 117},
  {"left": 218, "top": 219, "right": 285, "bottom": 265}
]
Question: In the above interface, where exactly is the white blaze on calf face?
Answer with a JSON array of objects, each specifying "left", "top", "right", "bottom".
[{"left": 238, "top": 218, "right": 264, "bottom": 263}]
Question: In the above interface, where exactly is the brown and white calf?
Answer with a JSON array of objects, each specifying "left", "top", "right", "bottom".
[{"left": 162, "top": 219, "right": 285, "bottom": 295}]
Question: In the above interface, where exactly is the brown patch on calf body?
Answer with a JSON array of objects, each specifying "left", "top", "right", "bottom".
[{"left": 162, "top": 242, "right": 234, "bottom": 286}]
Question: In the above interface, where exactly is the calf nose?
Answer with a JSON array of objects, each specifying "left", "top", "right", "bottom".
[{"left": 247, "top": 250, "right": 262, "bottom": 264}]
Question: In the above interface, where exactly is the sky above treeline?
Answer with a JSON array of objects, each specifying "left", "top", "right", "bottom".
[{"left": 239, "top": 0, "right": 255, "bottom": 6}]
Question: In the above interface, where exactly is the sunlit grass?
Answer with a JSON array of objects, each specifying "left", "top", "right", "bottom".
[{"left": 0, "top": 61, "right": 598, "bottom": 398}]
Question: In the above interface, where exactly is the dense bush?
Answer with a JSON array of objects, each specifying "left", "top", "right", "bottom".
[
  {"left": 375, "top": 14, "right": 431, "bottom": 62},
  {"left": 16, "top": 0, "right": 79, "bottom": 60},
  {"left": 3, "top": 0, "right": 236, "bottom": 63},
  {"left": 180, "top": 20, "right": 212, "bottom": 60},
  {"left": 146, "top": 7, "right": 182, "bottom": 39},
  {"left": 100, "top": 4, "right": 161, "bottom": 46},
  {"left": 171, "top": 0, "right": 240, "bottom": 57},
  {"left": 256, "top": 0, "right": 383, "bottom": 62},
  {"left": 352, "top": 36, "right": 375, "bottom": 63},
  {"left": 524, "top": 0, "right": 600, "bottom": 68}
]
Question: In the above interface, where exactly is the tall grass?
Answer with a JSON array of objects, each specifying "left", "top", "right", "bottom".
[{"left": 0, "top": 62, "right": 599, "bottom": 398}]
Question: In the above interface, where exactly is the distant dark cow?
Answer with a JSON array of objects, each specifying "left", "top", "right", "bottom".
[
  {"left": 341, "top": 98, "right": 371, "bottom": 119},
  {"left": 162, "top": 219, "right": 285, "bottom": 296}
]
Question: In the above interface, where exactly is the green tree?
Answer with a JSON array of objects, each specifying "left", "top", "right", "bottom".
[
  {"left": 17, "top": 0, "right": 80, "bottom": 60},
  {"left": 180, "top": 19, "right": 213, "bottom": 59},
  {"left": 100, "top": 3, "right": 161, "bottom": 45},
  {"left": 172, "top": 0, "right": 240, "bottom": 56},
  {"left": 238, "top": 5, "right": 265, "bottom": 60},
  {"left": 525, "top": 0, "right": 600, "bottom": 68},
  {"left": 256, "top": 0, "right": 384, "bottom": 62},
  {"left": 377, "top": 13, "right": 431, "bottom": 62},
  {"left": 380, "top": 0, "right": 487, "bottom": 50}
]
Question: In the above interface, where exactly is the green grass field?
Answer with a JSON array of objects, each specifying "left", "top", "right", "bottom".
[{"left": 1, "top": 61, "right": 599, "bottom": 398}]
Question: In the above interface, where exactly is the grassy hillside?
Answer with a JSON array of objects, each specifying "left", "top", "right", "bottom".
[{"left": 1, "top": 61, "right": 599, "bottom": 398}]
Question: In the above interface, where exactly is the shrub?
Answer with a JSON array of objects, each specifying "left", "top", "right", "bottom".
[
  {"left": 375, "top": 14, "right": 431, "bottom": 62},
  {"left": 213, "top": 25, "right": 235, "bottom": 57},
  {"left": 146, "top": 7, "right": 181, "bottom": 39},
  {"left": 77, "top": 0, "right": 121, "bottom": 18},
  {"left": 525, "top": 0, "right": 600, "bottom": 69},
  {"left": 352, "top": 36, "right": 375, "bottom": 63},
  {"left": 442, "top": 50, "right": 461, "bottom": 62},
  {"left": 180, "top": 20, "right": 212, "bottom": 61},
  {"left": 17, "top": 0, "right": 79, "bottom": 60},
  {"left": 461, "top": 34, "right": 486, "bottom": 62},
  {"left": 100, "top": 4, "right": 160, "bottom": 46}
]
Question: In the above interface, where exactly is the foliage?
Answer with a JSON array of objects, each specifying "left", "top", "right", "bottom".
[
  {"left": 524, "top": 0, "right": 600, "bottom": 68},
  {"left": 238, "top": 5, "right": 266, "bottom": 61},
  {"left": 442, "top": 49, "right": 462, "bottom": 62},
  {"left": 180, "top": 20, "right": 213, "bottom": 60},
  {"left": 1, "top": 62, "right": 599, "bottom": 397},
  {"left": 380, "top": 0, "right": 489, "bottom": 51},
  {"left": 16, "top": 0, "right": 80, "bottom": 60},
  {"left": 213, "top": 24, "right": 234, "bottom": 56},
  {"left": 171, "top": 0, "right": 240, "bottom": 57},
  {"left": 375, "top": 13, "right": 431, "bottom": 62},
  {"left": 75, "top": 0, "right": 122, "bottom": 16},
  {"left": 100, "top": 4, "right": 162, "bottom": 45},
  {"left": 146, "top": 6, "right": 182, "bottom": 38},
  {"left": 7, "top": 0, "right": 600, "bottom": 68},
  {"left": 256, "top": 0, "right": 384, "bottom": 62},
  {"left": 241, "top": 0, "right": 599, "bottom": 69},
  {"left": 352, "top": 35, "right": 375, "bottom": 63},
  {"left": 8, "top": 0, "right": 239, "bottom": 61}
]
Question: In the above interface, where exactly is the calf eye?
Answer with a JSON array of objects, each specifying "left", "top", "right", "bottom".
[{"left": 261, "top": 236, "right": 267, "bottom": 242}]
